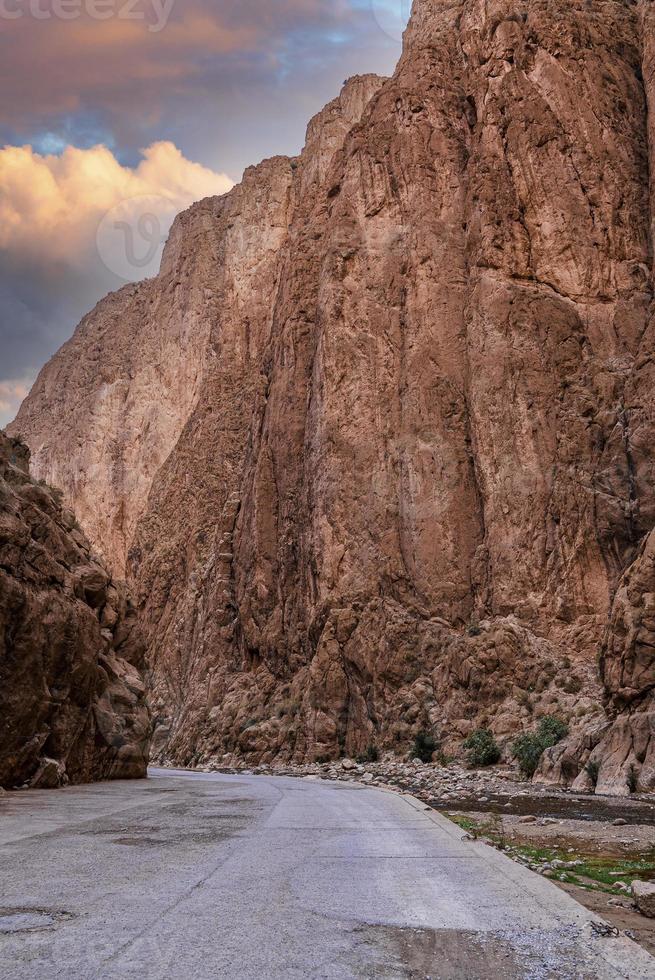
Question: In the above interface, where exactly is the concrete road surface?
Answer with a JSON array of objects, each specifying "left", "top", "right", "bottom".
[{"left": 0, "top": 769, "right": 653, "bottom": 979}]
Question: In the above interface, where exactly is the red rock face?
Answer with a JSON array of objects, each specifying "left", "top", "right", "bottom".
[
  {"left": 7, "top": 200, "right": 228, "bottom": 579},
  {"left": 537, "top": 527, "right": 655, "bottom": 796},
  {"left": 0, "top": 432, "right": 150, "bottom": 788},
  {"left": 9, "top": 3, "right": 655, "bottom": 787},
  {"left": 595, "top": 530, "right": 655, "bottom": 794}
]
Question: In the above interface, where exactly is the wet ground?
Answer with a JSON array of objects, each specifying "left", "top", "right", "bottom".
[{"left": 427, "top": 791, "right": 655, "bottom": 824}]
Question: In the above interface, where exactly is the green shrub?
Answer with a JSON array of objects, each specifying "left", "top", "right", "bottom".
[
  {"left": 357, "top": 744, "right": 380, "bottom": 764},
  {"left": 512, "top": 734, "right": 544, "bottom": 778},
  {"left": 411, "top": 731, "right": 437, "bottom": 763},
  {"left": 538, "top": 716, "right": 569, "bottom": 745},
  {"left": 463, "top": 729, "right": 501, "bottom": 768},
  {"left": 586, "top": 760, "right": 600, "bottom": 787},
  {"left": 512, "top": 715, "right": 569, "bottom": 778}
]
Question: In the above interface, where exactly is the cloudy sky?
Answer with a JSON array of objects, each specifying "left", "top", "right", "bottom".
[{"left": 0, "top": 0, "right": 412, "bottom": 426}]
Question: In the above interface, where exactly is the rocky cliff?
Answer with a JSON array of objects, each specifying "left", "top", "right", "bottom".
[
  {"left": 9, "top": 205, "right": 225, "bottom": 579},
  {"left": 9, "top": 1, "right": 655, "bottom": 792},
  {"left": 0, "top": 431, "right": 150, "bottom": 788},
  {"left": 539, "top": 527, "right": 655, "bottom": 794}
]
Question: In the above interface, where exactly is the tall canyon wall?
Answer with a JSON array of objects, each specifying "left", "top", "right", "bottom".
[{"left": 10, "top": 1, "right": 655, "bottom": 794}]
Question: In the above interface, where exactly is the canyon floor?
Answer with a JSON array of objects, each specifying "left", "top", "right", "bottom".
[{"left": 1, "top": 771, "right": 654, "bottom": 979}]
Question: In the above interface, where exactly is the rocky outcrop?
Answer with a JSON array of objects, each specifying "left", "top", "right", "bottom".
[
  {"left": 601, "top": 530, "right": 655, "bottom": 720},
  {"left": 9, "top": 2, "right": 655, "bottom": 782},
  {"left": 540, "top": 529, "right": 655, "bottom": 795},
  {"left": 0, "top": 431, "right": 150, "bottom": 788}
]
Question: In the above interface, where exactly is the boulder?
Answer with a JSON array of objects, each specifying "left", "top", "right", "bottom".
[
  {"left": 631, "top": 881, "right": 655, "bottom": 919},
  {"left": 30, "top": 758, "right": 66, "bottom": 789}
]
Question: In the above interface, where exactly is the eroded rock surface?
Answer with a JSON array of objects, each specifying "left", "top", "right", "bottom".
[
  {"left": 0, "top": 432, "right": 150, "bottom": 788},
  {"left": 540, "top": 529, "right": 655, "bottom": 794},
  {"left": 9, "top": 2, "right": 655, "bottom": 786},
  {"left": 8, "top": 201, "right": 228, "bottom": 578}
]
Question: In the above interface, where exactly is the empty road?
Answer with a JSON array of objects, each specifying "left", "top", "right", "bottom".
[{"left": 0, "top": 769, "right": 653, "bottom": 979}]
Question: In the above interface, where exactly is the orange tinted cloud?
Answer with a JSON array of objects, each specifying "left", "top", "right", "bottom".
[
  {"left": 0, "top": 379, "right": 31, "bottom": 422},
  {"left": 0, "top": 0, "right": 398, "bottom": 426},
  {"left": 0, "top": 140, "right": 233, "bottom": 265},
  {"left": 0, "top": 138, "right": 234, "bottom": 425}
]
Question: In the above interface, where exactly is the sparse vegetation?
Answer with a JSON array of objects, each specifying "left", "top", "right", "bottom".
[
  {"left": 627, "top": 764, "right": 639, "bottom": 794},
  {"left": 516, "top": 689, "right": 534, "bottom": 714},
  {"left": 448, "top": 812, "right": 507, "bottom": 848},
  {"left": 463, "top": 728, "right": 501, "bottom": 767},
  {"left": 512, "top": 715, "right": 569, "bottom": 778},
  {"left": 562, "top": 675, "right": 583, "bottom": 695},
  {"left": 585, "top": 760, "right": 600, "bottom": 788},
  {"left": 446, "top": 814, "right": 655, "bottom": 894},
  {"left": 357, "top": 744, "right": 380, "bottom": 764},
  {"left": 538, "top": 715, "right": 569, "bottom": 744},
  {"left": 411, "top": 731, "right": 437, "bottom": 763}
]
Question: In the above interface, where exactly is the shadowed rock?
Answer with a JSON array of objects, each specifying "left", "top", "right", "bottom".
[{"left": 0, "top": 431, "right": 150, "bottom": 788}]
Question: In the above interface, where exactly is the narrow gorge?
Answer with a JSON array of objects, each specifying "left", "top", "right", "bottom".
[{"left": 7, "top": 0, "right": 655, "bottom": 794}]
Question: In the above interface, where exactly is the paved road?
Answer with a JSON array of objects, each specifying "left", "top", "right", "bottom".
[{"left": 0, "top": 770, "right": 653, "bottom": 979}]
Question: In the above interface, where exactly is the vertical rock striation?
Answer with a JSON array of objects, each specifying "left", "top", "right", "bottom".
[
  {"left": 9, "top": 202, "right": 229, "bottom": 578},
  {"left": 9, "top": 3, "right": 655, "bottom": 788}
]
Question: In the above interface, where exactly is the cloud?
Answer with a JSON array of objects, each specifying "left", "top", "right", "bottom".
[
  {"left": 0, "top": 140, "right": 233, "bottom": 267},
  {"left": 0, "top": 139, "right": 233, "bottom": 425},
  {"left": 0, "top": 1, "right": 407, "bottom": 427},
  {"left": 0, "top": 378, "right": 32, "bottom": 429},
  {"left": 0, "top": 1, "right": 364, "bottom": 133},
  {"left": 0, "top": 1, "right": 403, "bottom": 180}
]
